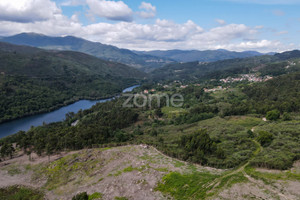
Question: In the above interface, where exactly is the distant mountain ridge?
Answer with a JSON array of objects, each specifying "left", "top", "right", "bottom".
[
  {"left": 0, "top": 33, "right": 274, "bottom": 72},
  {"left": 135, "top": 49, "right": 271, "bottom": 63},
  {"left": 0, "top": 33, "right": 173, "bottom": 72},
  {"left": 150, "top": 50, "right": 300, "bottom": 81}
]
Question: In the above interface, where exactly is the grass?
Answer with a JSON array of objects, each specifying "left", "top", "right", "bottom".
[
  {"left": 0, "top": 185, "right": 44, "bottom": 200},
  {"left": 174, "top": 161, "right": 185, "bottom": 168},
  {"left": 162, "top": 106, "right": 187, "bottom": 118},
  {"left": 245, "top": 166, "right": 300, "bottom": 182},
  {"left": 2, "top": 164, "right": 22, "bottom": 176},
  {"left": 156, "top": 169, "right": 250, "bottom": 200},
  {"left": 156, "top": 171, "right": 220, "bottom": 199},
  {"left": 111, "top": 165, "right": 147, "bottom": 176},
  {"left": 35, "top": 150, "right": 103, "bottom": 190},
  {"left": 114, "top": 197, "right": 128, "bottom": 200},
  {"left": 88, "top": 192, "right": 103, "bottom": 200}
]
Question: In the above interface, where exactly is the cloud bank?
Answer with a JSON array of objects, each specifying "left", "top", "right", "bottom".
[{"left": 0, "top": 0, "right": 294, "bottom": 52}]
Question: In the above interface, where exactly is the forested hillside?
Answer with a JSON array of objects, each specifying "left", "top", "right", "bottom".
[
  {"left": 150, "top": 50, "right": 300, "bottom": 81},
  {"left": 0, "top": 42, "right": 145, "bottom": 122},
  {"left": 0, "top": 33, "right": 173, "bottom": 72},
  {"left": 136, "top": 49, "right": 264, "bottom": 62}
]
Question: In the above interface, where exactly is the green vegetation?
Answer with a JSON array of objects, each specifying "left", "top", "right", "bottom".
[
  {"left": 88, "top": 192, "right": 103, "bottom": 200},
  {"left": 72, "top": 192, "right": 89, "bottom": 200},
  {"left": 151, "top": 50, "right": 300, "bottom": 82},
  {"left": 0, "top": 42, "right": 300, "bottom": 200},
  {"left": 156, "top": 171, "right": 220, "bottom": 199},
  {"left": 72, "top": 192, "right": 102, "bottom": 200},
  {"left": 256, "top": 131, "right": 274, "bottom": 147},
  {"left": 0, "top": 33, "right": 172, "bottom": 72},
  {"left": 0, "top": 143, "right": 15, "bottom": 159},
  {"left": 114, "top": 197, "right": 128, "bottom": 200},
  {"left": 0, "top": 42, "right": 144, "bottom": 122},
  {"left": 250, "top": 121, "right": 300, "bottom": 169},
  {"left": 0, "top": 185, "right": 44, "bottom": 200},
  {"left": 266, "top": 110, "right": 280, "bottom": 120},
  {"left": 245, "top": 166, "right": 300, "bottom": 182}
]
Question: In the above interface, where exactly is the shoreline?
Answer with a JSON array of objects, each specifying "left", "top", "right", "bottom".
[{"left": 0, "top": 84, "right": 140, "bottom": 138}]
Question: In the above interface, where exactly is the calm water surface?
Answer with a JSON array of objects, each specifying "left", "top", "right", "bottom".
[{"left": 0, "top": 85, "right": 139, "bottom": 138}]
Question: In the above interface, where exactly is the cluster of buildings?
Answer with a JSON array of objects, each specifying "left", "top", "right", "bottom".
[
  {"left": 143, "top": 89, "right": 156, "bottom": 94},
  {"left": 220, "top": 74, "right": 273, "bottom": 83}
]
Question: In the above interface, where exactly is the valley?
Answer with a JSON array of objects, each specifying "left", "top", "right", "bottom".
[{"left": 0, "top": 35, "right": 300, "bottom": 200}]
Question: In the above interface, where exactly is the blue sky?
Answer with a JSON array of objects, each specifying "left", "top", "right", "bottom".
[{"left": 0, "top": 0, "right": 300, "bottom": 52}]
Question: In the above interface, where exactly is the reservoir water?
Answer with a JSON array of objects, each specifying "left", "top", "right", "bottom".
[{"left": 0, "top": 85, "right": 139, "bottom": 138}]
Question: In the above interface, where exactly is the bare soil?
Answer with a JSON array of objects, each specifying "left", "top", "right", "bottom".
[{"left": 0, "top": 145, "right": 299, "bottom": 200}]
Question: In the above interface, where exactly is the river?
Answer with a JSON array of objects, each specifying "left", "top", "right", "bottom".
[{"left": 0, "top": 85, "right": 139, "bottom": 138}]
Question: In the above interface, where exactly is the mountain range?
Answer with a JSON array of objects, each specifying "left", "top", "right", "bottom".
[
  {"left": 0, "top": 33, "right": 272, "bottom": 72},
  {"left": 134, "top": 49, "right": 272, "bottom": 63},
  {"left": 0, "top": 33, "right": 173, "bottom": 72}
]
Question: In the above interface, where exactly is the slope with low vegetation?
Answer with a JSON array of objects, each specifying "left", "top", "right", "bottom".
[{"left": 0, "top": 144, "right": 299, "bottom": 200}]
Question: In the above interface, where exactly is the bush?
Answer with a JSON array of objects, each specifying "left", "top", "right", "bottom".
[
  {"left": 0, "top": 185, "right": 44, "bottom": 200},
  {"left": 257, "top": 131, "right": 274, "bottom": 147},
  {"left": 72, "top": 192, "right": 89, "bottom": 200},
  {"left": 282, "top": 112, "right": 291, "bottom": 121},
  {"left": 266, "top": 109, "right": 280, "bottom": 121}
]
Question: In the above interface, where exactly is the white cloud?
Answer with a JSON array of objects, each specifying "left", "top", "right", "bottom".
[
  {"left": 0, "top": 1, "right": 292, "bottom": 53},
  {"left": 86, "top": 0, "right": 133, "bottom": 22},
  {"left": 138, "top": 2, "right": 156, "bottom": 19},
  {"left": 0, "top": 0, "right": 61, "bottom": 23},
  {"left": 0, "top": 16, "right": 287, "bottom": 52},
  {"left": 216, "top": 19, "right": 226, "bottom": 25}
]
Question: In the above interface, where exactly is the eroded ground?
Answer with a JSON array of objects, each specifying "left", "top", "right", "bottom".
[{"left": 0, "top": 145, "right": 299, "bottom": 200}]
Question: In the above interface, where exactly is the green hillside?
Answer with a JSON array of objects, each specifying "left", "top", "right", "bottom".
[
  {"left": 135, "top": 49, "right": 265, "bottom": 62},
  {"left": 0, "top": 33, "right": 173, "bottom": 72},
  {"left": 0, "top": 42, "right": 145, "bottom": 123},
  {"left": 150, "top": 50, "right": 300, "bottom": 82}
]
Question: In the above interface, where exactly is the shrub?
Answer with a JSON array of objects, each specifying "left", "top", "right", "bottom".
[
  {"left": 257, "top": 131, "right": 274, "bottom": 147},
  {"left": 282, "top": 112, "right": 291, "bottom": 121},
  {"left": 72, "top": 192, "right": 89, "bottom": 200},
  {"left": 266, "top": 109, "right": 280, "bottom": 121}
]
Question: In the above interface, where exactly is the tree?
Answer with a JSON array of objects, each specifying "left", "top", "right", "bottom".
[
  {"left": 282, "top": 112, "right": 291, "bottom": 121},
  {"left": 180, "top": 129, "right": 213, "bottom": 164},
  {"left": 266, "top": 109, "right": 280, "bottom": 121},
  {"left": 257, "top": 131, "right": 274, "bottom": 147},
  {"left": 247, "top": 130, "right": 254, "bottom": 138},
  {"left": 154, "top": 108, "right": 163, "bottom": 118},
  {"left": 0, "top": 143, "right": 15, "bottom": 159}
]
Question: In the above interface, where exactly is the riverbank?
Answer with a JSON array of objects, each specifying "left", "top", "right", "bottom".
[
  {"left": 0, "top": 85, "right": 139, "bottom": 138},
  {"left": 0, "top": 94, "right": 116, "bottom": 125}
]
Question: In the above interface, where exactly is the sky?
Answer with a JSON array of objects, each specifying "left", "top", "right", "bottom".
[{"left": 0, "top": 0, "right": 300, "bottom": 52}]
